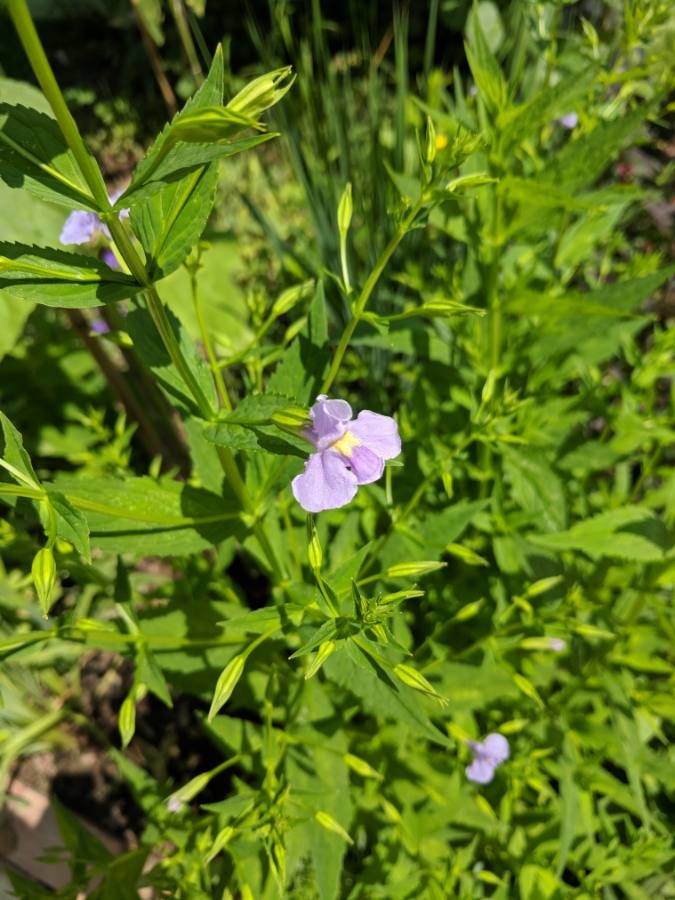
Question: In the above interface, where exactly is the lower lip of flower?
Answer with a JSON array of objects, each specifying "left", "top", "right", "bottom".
[{"left": 331, "top": 431, "right": 361, "bottom": 457}]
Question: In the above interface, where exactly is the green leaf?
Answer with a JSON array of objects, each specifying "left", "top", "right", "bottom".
[
  {"left": 539, "top": 106, "right": 649, "bottom": 193},
  {"left": 48, "top": 490, "right": 91, "bottom": 561},
  {"left": 420, "top": 500, "right": 488, "bottom": 554},
  {"left": 88, "top": 849, "right": 150, "bottom": 900},
  {"left": 0, "top": 243, "right": 141, "bottom": 308},
  {"left": 267, "top": 281, "right": 328, "bottom": 403},
  {"left": 135, "top": 0, "right": 164, "bottom": 46},
  {"left": 0, "top": 101, "right": 96, "bottom": 211},
  {"left": 530, "top": 506, "right": 665, "bottom": 561},
  {"left": 125, "top": 302, "right": 218, "bottom": 415},
  {"left": 203, "top": 393, "right": 309, "bottom": 458},
  {"left": 502, "top": 448, "right": 567, "bottom": 532},
  {"left": 500, "top": 65, "right": 597, "bottom": 146},
  {"left": 131, "top": 164, "right": 219, "bottom": 280},
  {"left": 52, "top": 474, "right": 242, "bottom": 555},
  {"left": 324, "top": 640, "right": 450, "bottom": 748},
  {"left": 510, "top": 265, "right": 675, "bottom": 322},
  {"left": 137, "top": 643, "right": 172, "bottom": 707},
  {"left": 464, "top": 2, "right": 506, "bottom": 116},
  {"left": 124, "top": 45, "right": 225, "bottom": 198},
  {"left": 0, "top": 408, "right": 39, "bottom": 486}
]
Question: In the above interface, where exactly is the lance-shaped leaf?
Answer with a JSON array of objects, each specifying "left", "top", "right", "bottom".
[
  {"left": 119, "top": 50, "right": 292, "bottom": 203},
  {"left": 0, "top": 243, "right": 142, "bottom": 308},
  {"left": 0, "top": 102, "right": 97, "bottom": 211}
]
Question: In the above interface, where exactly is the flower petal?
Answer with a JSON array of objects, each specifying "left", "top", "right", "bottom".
[
  {"left": 466, "top": 758, "right": 496, "bottom": 784},
  {"left": 347, "top": 445, "right": 384, "bottom": 485},
  {"left": 60, "top": 210, "right": 99, "bottom": 245},
  {"left": 481, "top": 733, "right": 510, "bottom": 764},
  {"left": 349, "top": 411, "right": 401, "bottom": 460},
  {"left": 291, "top": 450, "right": 357, "bottom": 512},
  {"left": 309, "top": 395, "right": 353, "bottom": 448}
]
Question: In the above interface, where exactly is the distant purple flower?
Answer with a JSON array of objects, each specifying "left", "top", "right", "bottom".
[
  {"left": 60, "top": 188, "right": 129, "bottom": 247},
  {"left": 466, "top": 733, "right": 509, "bottom": 784},
  {"left": 547, "top": 637, "right": 567, "bottom": 652},
  {"left": 90, "top": 318, "right": 110, "bottom": 334},
  {"left": 558, "top": 112, "right": 578, "bottom": 130},
  {"left": 166, "top": 796, "right": 184, "bottom": 813},
  {"left": 291, "top": 395, "right": 401, "bottom": 513}
]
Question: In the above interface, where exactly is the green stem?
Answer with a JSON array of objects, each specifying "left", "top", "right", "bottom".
[
  {"left": 320, "top": 199, "right": 424, "bottom": 395},
  {"left": 168, "top": 0, "right": 204, "bottom": 84},
  {"left": 6, "top": 0, "right": 109, "bottom": 209},
  {"left": 7, "top": 0, "right": 282, "bottom": 579},
  {"left": 191, "top": 265, "right": 232, "bottom": 410}
]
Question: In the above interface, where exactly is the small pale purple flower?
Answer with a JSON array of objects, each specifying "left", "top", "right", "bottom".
[
  {"left": 466, "top": 733, "right": 509, "bottom": 784},
  {"left": 558, "top": 112, "right": 578, "bottom": 130},
  {"left": 60, "top": 188, "right": 129, "bottom": 247},
  {"left": 166, "top": 795, "right": 184, "bottom": 813},
  {"left": 291, "top": 395, "right": 401, "bottom": 513},
  {"left": 90, "top": 317, "right": 110, "bottom": 334},
  {"left": 547, "top": 637, "right": 567, "bottom": 652}
]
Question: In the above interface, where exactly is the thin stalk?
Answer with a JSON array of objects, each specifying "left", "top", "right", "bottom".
[
  {"left": 191, "top": 267, "right": 232, "bottom": 410},
  {"left": 6, "top": 0, "right": 109, "bottom": 210},
  {"left": 320, "top": 198, "right": 424, "bottom": 394},
  {"left": 7, "top": 0, "right": 282, "bottom": 579},
  {"left": 168, "top": 0, "right": 204, "bottom": 85}
]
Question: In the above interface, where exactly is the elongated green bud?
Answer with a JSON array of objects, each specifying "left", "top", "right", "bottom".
[
  {"left": 271, "top": 280, "right": 314, "bottom": 318},
  {"left": 380, "top": 589, "right": 425, "bottom": 605},
  {"left": 425, "top": 116, "right": 437, "bottom": 164},
  {"left": 386, "top": 560, "right": 446, "bottom": 578},
  {"left": 227, "top": 66, "right": 295, "bottom": 120},
  {"left": 307, "top": 518, "right": 323, "bottom": 572},
  {"left": 205, "top": 826, "right": 236, "bottom": 863},
  {"left": 271, "top": 407, "right": 311, "bottom": 434},
  {"left": 393, "top": 663, "right": 448, "bottom": 706},
  {"left": 305, "top": 640, "right": 336, "bottom": 679},
  {"left": 315, "top": 811, "right": 354, "bottom": 844},
  {"left": 343, "top": 753, "right": 382, "bottom": 780},
  {"left": 337, "top": 182, "right": 353, "bottom": 237},
  {"left": 208, "top": 654, "right": 245, "bottom": 721},
  {"left": 32, "top": 547, "right": 56, "bottom": 618},
  {"left": 118, "top": 689, "right": 137, "bottom": 748}
]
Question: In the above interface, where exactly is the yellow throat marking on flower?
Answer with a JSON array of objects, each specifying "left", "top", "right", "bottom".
[{"left": 331, "top": 431, "right": 361, "bottom": 458}]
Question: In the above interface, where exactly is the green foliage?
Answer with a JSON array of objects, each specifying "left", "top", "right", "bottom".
[{"left": 0, "top": 0, "right": 673, "bottom": 898}]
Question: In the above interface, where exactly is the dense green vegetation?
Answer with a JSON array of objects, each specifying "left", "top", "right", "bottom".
[{"left": 0, "top": 0, "right": 673, "bottom": 897}]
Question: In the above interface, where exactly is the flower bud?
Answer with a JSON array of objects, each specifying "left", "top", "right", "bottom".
[
  {"left": 343, "top": 753, "right": 382, "bottom": 780},
  {"left": 307, "top": 519, "right": 323, "bottom": 572},
  {"left": 386, "top": 560, "right": 446, "bottom": 578},
  {"left": 337, "top": 182, "right": 353, "bottom": 237},
  {"left": 271, "top": 407, "right": 311, "bottom": 434},
  {"left": 393, "top": 663, "right": 447, "bottom": 706},
  {"left": 315, "top": 811, "right": 354, "bottom": 844},
  {"left": 227, "top": 66, "right": 295, "bottom": 120},
  {"left": 205, "top": 826, "right": 236, "bottom": 863},
  {"left": 32, "top": 547, "right": 57, "bottom": 618},
  {"left": 208, "top": 654, "right": 246, "bottom": 721}
]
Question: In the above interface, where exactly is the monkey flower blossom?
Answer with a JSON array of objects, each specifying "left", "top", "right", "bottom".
[
  {"left": 466, "top": 733, "right": 510, "bottom": 784},
  {"left": 60, "top": 188, "right": 129, "bottom": 260},
  {"left": 291, "top": 395, "right": 401, "bottom": 513}
]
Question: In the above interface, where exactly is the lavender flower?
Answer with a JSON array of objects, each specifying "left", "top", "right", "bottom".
[
  {"left": 558, "top": 112, "right": 578, "bottom": 129},
  {"left": 466, "top": 733, "right": 509, "bottom": 784},
  {"left": 291, "top": 395, "right": 401, "bottom": 513},
  {"left": 90, "top": 318, "right": 110, "bottom": 334},
  {"left": 59, "top": 188, "right": 129, "bottom": 247},
  {"left": 547, "top": 637, "right": 567, "bottom": 652}
]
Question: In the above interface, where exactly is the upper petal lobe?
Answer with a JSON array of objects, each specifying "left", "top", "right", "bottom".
[{"left": 349, "top": 411, "right": 401, "bottom": 460}]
